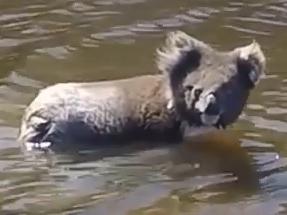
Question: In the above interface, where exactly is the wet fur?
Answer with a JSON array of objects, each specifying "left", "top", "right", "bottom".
[
  {"left": 19, "top": 75, "right": 181, "bottom": 145},
  {"left": 18, "top": 31, "right": 266, "bottom": 149}
]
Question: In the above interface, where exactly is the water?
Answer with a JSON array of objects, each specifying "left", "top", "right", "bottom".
[{"left": 0, "top": 0, "right": 287, "bottom": 214}]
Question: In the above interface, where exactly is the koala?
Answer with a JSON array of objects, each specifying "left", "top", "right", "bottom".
[{"left": 17, "top": 31, "right": 266, "bottom": 151}]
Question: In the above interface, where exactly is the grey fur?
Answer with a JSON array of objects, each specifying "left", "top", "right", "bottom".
[{"left": 18, "top": 31, "right": 266, "bottom": 150}]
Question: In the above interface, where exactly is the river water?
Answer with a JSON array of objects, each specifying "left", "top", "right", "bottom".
[{"left": 0, "top": 0, "right": 287, "bottom": 214}]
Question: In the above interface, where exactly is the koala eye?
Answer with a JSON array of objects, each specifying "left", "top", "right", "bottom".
[
  {"left": 184, "top": 85, "right": 194, "bottom": 91},
  {"left": 194, "top": 88, "right": 203, "bottom": 98}
]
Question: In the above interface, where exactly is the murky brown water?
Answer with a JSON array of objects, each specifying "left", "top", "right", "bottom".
[{"left": 0, "top": 0, "right": 287, "bottom": 214}]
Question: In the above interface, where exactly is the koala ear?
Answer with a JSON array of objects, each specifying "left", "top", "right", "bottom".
[
  {"left": 156, "top": 31, "right": 206, "bottom": 76},
  {"left": 234, "top": 40, "right": 266, "bottom": 86}
]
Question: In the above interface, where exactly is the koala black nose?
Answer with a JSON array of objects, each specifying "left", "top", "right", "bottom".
[{"left": 205, "top": 100, "right": 220, "bottom": 115}]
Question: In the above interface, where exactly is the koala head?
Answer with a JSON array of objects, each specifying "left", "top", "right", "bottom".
[{"left": 156, "top": 31, "right": 266, "bottom": 129}]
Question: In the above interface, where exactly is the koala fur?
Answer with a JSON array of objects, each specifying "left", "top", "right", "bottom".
[{"left": 18, "top": 31, "right": 266, "bottom": 150}]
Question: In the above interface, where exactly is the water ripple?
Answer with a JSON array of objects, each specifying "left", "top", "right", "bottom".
[{"left": 0, "top": 0, "right": 286, "bottom": 214}]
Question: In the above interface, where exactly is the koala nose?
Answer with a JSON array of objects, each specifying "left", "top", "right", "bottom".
[{"left": 205, "top": 99, "right": 220, "bottom": 115}]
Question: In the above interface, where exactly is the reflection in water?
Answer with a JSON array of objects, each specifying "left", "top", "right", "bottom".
[
  {"left": 167, "top": 131, "right": 259, "bottom": 189},
  {"left": 40, "top": 131, "right": 257, "bottom": 215},
  {"left": 0, "top": 0, "right": 287, "bottom": 214}
]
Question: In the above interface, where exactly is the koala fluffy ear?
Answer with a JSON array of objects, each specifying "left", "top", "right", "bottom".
[
  {"left": 156, "top": 31, "right": 206, "bottom": 75},
  {"left": 234, "top": 40, "right": 266, "bottom": 86}
]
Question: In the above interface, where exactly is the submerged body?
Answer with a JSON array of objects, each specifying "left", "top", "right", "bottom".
[{"left": 18, "top": 31, "right": 266, "bottom": 150}]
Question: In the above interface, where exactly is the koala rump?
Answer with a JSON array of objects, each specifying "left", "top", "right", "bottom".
[{"left": 18, "top": 31, "right": 266, "bottom": 151}]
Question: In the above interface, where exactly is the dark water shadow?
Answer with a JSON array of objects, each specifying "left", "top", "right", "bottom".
[
  {"left": 24, "top": 130, "right": 260, "bottom": 194},
  {"left": 72, "top": 131, "right": 261, "bottom": 215},
  {"left": 165, "top": 131, "right": 260, "bottom": 197}
]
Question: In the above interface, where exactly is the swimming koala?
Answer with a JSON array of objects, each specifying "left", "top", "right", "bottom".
[{"left": 18, "top": 31, "right": 266, "bottom": 150}]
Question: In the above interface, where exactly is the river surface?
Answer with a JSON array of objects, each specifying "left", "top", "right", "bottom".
[{"left": 0, "top": 0, "right": 287, "bottom": 214}]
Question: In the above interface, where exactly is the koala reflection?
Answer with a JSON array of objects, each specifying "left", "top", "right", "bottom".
[{"left": 18, "top": 31, "right": 266, "bottom": 150}]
